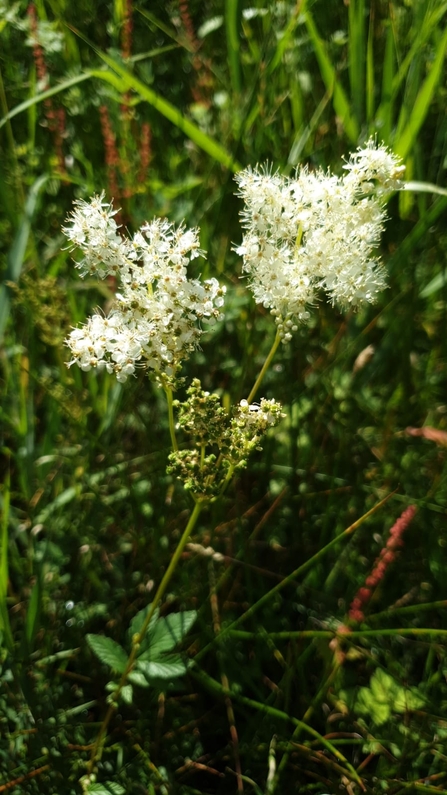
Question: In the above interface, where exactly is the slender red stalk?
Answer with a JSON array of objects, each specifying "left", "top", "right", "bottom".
[
  {"left": 99, "top": 104, "right": 120, "bottom": 201},
  {"left": 27, "top": 3, "right": 67, "bottom": 175},
  {"left": 55, "top": 107, "right": 66, "bottom": 175},
  {"left": 121, "top": 0, "right": 133, "bottom": 60},
  {"left": 119, "top": 0, "right": 133, "bottom": 127},
  {"left": 178, "top": 0, "right": 200, "bottom": 52},
  {"left": 348, "top": 505, "right": 417, "bottom": 623},
  {"left": 138, "top": 122, "right": 152, "bottom": 183},
  {"left": 177, "top": 0, "right": 212, "bottom": 106}
]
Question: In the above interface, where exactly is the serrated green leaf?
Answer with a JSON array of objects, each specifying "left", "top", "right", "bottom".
[
  {"left": 139, "top": 610, "right": 197, "bottom": 658},
  {"left": 354, "top": 669, "right": 425, "bottom": 727},
  {"left": 137, "top": 654, "right": 189, "bottom": 680},
  {"left": 356, "top": 687, "right": 390, "bottom": 726},
  {"left": 420, "top": 269, "right": 447, "bottom": 298},
  {"left": 370, "top": 670, "right": 395, "bottom": 702},
  {"left": 127, "top": 670, "right": 150, "bottom": 688},
  {"left": 86, "top": 634, "right": 128, "bottom": 673},
  {"left": 128, "top": 603, "right": 159, "bottom": 647},
  {"left": 87, "top": 783, "right": 125, "bottom": 795},
  {"left": 121, "top": 684, "right": 133, "bottom": 705},
  {"left": 394, "top": 687, "right": 425, "bottom": 713}
]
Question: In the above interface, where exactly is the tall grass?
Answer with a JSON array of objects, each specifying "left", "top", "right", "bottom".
[{"left": 1, "top": 1, "right": 447, "bottom": 793}]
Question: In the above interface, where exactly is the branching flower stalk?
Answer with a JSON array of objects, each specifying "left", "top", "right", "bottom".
[
  {"left": 63, "top": 195, "right": 226, "bottom": 386},
  {"left": 246, "top": 328, "right": 282, "bottom": 404},
  {"left": 164, "top": 384, "right": 179, "bottom": 452},
  {"left": 63, "top": 140, "right": 404, "bottom": 783},
  {"left": 85, "top": 500, "right": 204, "bottom": 775},
  {"left": 235, "top": 140, "right": 404, "bottom": 398}
]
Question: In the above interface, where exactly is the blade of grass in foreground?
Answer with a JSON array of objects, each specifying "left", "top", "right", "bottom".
[
  {"left": 365, "top": 6, "right": 375, "bottom": 123},
  {"left": 0, "top": 472, "right": 13, "bottom": 653},
  {"left": 0, "top": 72, "right": 92, "bottom": 130},
  {"left": 0, "top": 174, "right": 48, "bottom": 342},
  {"left": 196, "top": 491, "right": 395, "bottom": 661},
  {"left": 395, "top": 25, "right": 447, "bottom": 159},
  {"left": 302, "top": 2, "right": 358, "bottom": 143},
  {"left": 67, "top": 26, "right": 240, "bottom": 172},
  {"left": 390, "top": 2, "right": 447, "bottom": 99},
  {"left": 193, "top": 668, "right": 364, "bottom": 788},
  {"left": 225, "top": 0, "right": 242, "bottom": 96},
  {"left": 227, "top": 629, "right": 447, "bottom": 640},
  {"left": 376, "top": 21, "right": 395, "bottom": 144},
  {"left": 387, "top": 195, "right": 447, "bottom": 278},
  {"left": 348, "top": 0, "right": 366, "bottom": 126}
]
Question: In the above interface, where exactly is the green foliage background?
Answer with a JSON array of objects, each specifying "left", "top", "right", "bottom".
[{"left": 1, "top": 1, "right": 447, "bottom": 793}]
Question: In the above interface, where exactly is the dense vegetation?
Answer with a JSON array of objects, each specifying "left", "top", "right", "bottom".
[{"left": 1, "top": 1, "right": 447, "bottom": 793}]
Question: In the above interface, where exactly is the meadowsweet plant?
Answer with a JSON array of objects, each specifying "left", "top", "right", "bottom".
[{"left": 63, "top": 140, "right": 404, "bottom": 780}]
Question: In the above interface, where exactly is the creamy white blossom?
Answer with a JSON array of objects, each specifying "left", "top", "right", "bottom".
[
  {"left": 343, "top": 139, "right": 406, "bottom": 194},
  {"left": 64, "top": 195, "right": 225, "bottom": 383},
  {"left": 234, "top": 141, "right": 404, "bottom": 339}
]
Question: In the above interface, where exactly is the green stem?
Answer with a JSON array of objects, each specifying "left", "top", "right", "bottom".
[
  {"left": 271, "top": 664, "right": 340, "bottom": 794},
  {"left": 195, "top": 490, "right": 395, "bottom": 662},
  {"left": 227, "top": 628, "right": 447, "bottom": 640},
  {"left": 192, "top": 668, "right": 363, "bottom": 787},
  {"left": 217, "top": 463, "right": 236, "bottom": 497},
  {"left": 164, "top": 386, "right": 178, "bottom": 452},
  {"left": 87, "top": 500, "right": 204, "bottom": 772},
  {"left": 0, "top": 64, "right": 25, "bottom": 211},
  {"left": 368, "top": 599, "right": 447, "bottom": 623},
  {"left": 246, "top": 329, "right": 281, "bottom": 404}
]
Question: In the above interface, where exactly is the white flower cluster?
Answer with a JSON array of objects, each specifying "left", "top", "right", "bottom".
[
  {"left": 64, "top": 195, "right": 225, "bottom": 383},
  {"left": 229, "top": 398, "right": 285, "bottom": 456},
  {"left": 237, "top": 398, "right": 283, "bottom": 429},
  {"left": 235, "top": 141, "right": 404, "bottom": 341}
]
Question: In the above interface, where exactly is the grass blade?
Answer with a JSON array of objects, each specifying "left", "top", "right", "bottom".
[
  {"left": 225, "top": 0, "right": 242, "bottom": 95},
  {"left": 348, "top": 0, "right": 365, "bottom": 125},
  {"left": 395, "top": 26, "right": 447, "bottom": 159},
  {"left": 303, "top": 4, "right": 358, "bottom": 143},
  {"left": 0, "top": 472, "right": 13, "bottom": 653},
  {"left": 193, "top": 668, "right": 364, "bottom": 787},
  {"left": 366, "top": 7, "right": 374, "bottom": 123},
  {"left": 68, "top": 27, "right": 240, "bottom": 172},
  {"left": 391, "top": 3, "right": 447, "bottom": 99},
  {"left": 0, "top": 72, "right": 92, "bottom": 131},
  {"left": 25, "top": 576, "right": 42, "bottom": 651},
  {"left": 376, "top": 22, "right": 395, "bottom": 143},
  {"left": 0, "top": 174, "right": 48, "bottom": 342},
  {"left": 266, "top": 5, "right": 300, "bottom": 76}
]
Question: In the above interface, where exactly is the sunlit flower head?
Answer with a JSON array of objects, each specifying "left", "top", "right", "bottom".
[
  {"left": 64, "top": 195, "right": 225, "bottom": 384},
  {"left": 234, "top": 142, "right": 404, "bottom": 339}
]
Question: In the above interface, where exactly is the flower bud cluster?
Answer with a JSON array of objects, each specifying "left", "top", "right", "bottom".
[
  {"left": 64, "top": 195, "right": 226, "bottom": 383},
  {"left": 167, "top": 380, "right": 284, "bottom": 498},
  {"left": 226, "top": 398, "right": 285, "bottom": 464},
  {"left": 234, "top": 141, "right": 404, "bottom": 339}
]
